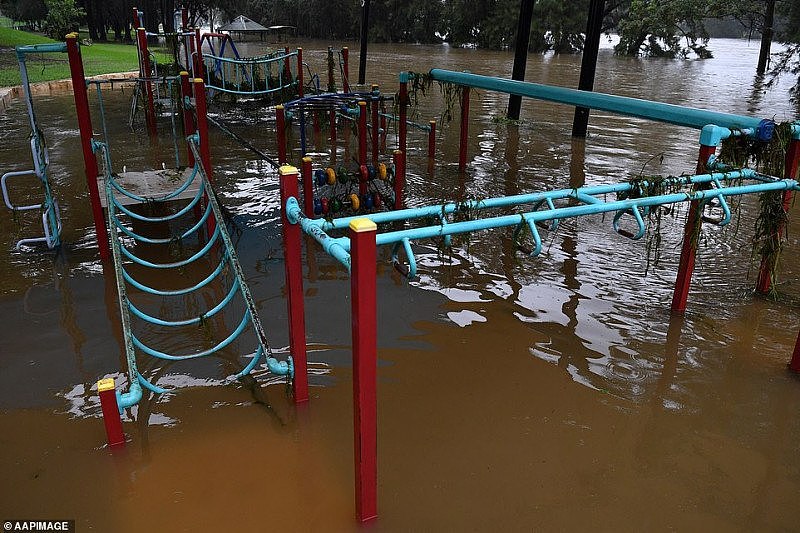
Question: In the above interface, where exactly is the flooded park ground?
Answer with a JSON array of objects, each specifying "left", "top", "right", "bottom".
[{"left": 1, "top": 38, "right": 800, "bottom": 530}]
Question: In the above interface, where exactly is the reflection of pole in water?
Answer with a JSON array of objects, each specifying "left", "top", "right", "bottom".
[
  {"left": 55, "top": 255, "right": 89, "bottom": 377},
  {"left": 747, "top": 75, "right": 766, "bottom": 115},
  {"left": 569, "top": 137, "right": 586, "bottom": 191}
]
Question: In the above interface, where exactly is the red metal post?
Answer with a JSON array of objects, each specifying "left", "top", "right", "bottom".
[
  {"left": 284, "top": 47, "right": 292, "bottom": 82},
  {"left": 349, "top": 217, "right": 378, "bottom": 522},
  {"left": 371, "top": 90, "right": 379, "bottom": 166},
  {"left": 180, "top": 71, "right": 195, "bottom": 166},
  {"left": 342, "top": 47, "right": 350, "bottom": 93},
  {"left": 137, "top": 28, "right": 157, "bottom": 137},
  {"left": 301, "top": 156, "right": 314, "bottom": 217},
  {"left": 276, "top": 105, "right": 287, "bottom": 165},
  {"left": 358, "top": 101, "right": 368, "bottom": 196},
  {"left": 393, "top": 150, "right": 405, "bottom": 210},
  {"left": 131, "top": 7, "right": 139, "bottom": 27},
  {"left": 98, "top": 378, "right": 125, "bottom": 447},
  {"left": 66, "top": 34, "right": 110, "bottom": 261},
  {"left": 180, "top": 7, "right": 188, "bottom": 29},
  {"left": 180, "top": 9, "right": 190, "bottom": 72},
  {"left": 279, "top": 166, "right": 309, "bottom": 403},
  {"left": 428, "top": 120, "right": 436, "bottom": 159},
  {"left": 756, "top": 138, "right": 800, "bottom": 293},
  {"left": 671, "top": 144, "right": 717, "bottom": 314},
  {"left": 459, "top": 87, "right": 470, "bottom": 171},
  {"left": 790, "top": 330, "right": 800, "bottom": 372},
  {"left": 194, "top": 78, "right": 215, "bottom": 238},
  {"left": 297, "top": 47, "right": 304, "bottom": 98},
  {"left": 193, "top": 28, "right": 204, "bottom": 81},
  {"left": 399, "top": 77, "right": 408, "bottom": 154}
]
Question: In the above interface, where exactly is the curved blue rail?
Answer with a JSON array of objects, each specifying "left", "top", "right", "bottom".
[
  {"left": 94, "top": 136, "right": 292, "bottom": 411},
  {"left": 201, "top": 50, "right": 299, "bottom": 96}
]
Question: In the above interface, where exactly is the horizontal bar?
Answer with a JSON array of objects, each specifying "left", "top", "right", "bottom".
[
  {"left": 426, "top": 69, "right": 777, "bottom": 133},
  {"left": 16, "top": 42, "right": 67, "bottom": 58}
]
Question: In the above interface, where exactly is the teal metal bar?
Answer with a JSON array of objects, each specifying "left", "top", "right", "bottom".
[{"left": 424, "top": 69, "right": 782, "bottom": 137}]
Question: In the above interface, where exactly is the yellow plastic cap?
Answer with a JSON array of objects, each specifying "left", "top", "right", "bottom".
[
  {"left": 302, "top": 156, "right": 312, "bottom": 163},
  {"left": 193, "top": 78, "right": 203, "bottom": 83},
  {"left": 179, "top": 70, "right": 189, "bottom": 76},
  {"left": 279, "top": 165, "right": 299, "bottom": 176},
  {"left": 97, "top": 378, "right": 115, "bottom": 392},
  {"left": 350, "top": 218, "right": 377, "bottom": 233},
  {"left": 66, "top": 32, "right": 78, "bottom": 39}
]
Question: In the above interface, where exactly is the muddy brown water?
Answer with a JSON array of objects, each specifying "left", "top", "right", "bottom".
[{"left": 1, "top": 39, "right": 800, "bottom": 531}]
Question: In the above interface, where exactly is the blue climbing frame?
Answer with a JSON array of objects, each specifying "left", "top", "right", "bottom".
[{"left": 1, "top": 42, "right": 66, "bottom": 250}]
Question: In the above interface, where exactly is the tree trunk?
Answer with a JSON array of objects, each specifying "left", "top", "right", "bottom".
[{"left": 756, "top": 0, "right": 775, "bottom": 76}]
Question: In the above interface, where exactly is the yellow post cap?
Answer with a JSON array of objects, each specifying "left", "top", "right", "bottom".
[
  {"left": 179, "top": 70, "right": 189, "bottom": 76},
  {"left": 279, "top": 165, "right": 299, "bottom": 176},
  {"left": 358, "top": 100, "right": 367, "bottom": 106},
  {"left": 66, "top": 32, "right": 79, "bottom": 40},
  {"left": 97, "top": 378, "right": 115, "bottom": 392},
  {"left": 193, "top": 78, "right": 203, "bottom": 83},
  {"left": 302, "top": 156, "right": 312, "bottom": 163},
  {"left": 276, "top": 104, "right": 284, "bottom": 109},
  {"left": 350, "top": 218, "right": 377, "bottom": 233}
]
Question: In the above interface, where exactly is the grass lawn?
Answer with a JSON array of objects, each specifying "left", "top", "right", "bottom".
[{"left": 0, "top": 27, "right": 143, "bottom": 87}]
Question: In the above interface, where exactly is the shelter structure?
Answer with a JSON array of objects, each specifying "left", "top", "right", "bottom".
[{"left": 219, "top": 15, "right": 270, "bottom": 41}]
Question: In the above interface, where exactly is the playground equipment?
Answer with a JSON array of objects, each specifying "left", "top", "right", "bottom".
[
  {"left": 1, "top": 43, "right": 64, "bottom": 250},
  {"left": 58, "top": 35, "right": 294, "bottom": 446},
  {"left": 278, "top": 70, "right": 800, "bottom": 521}
]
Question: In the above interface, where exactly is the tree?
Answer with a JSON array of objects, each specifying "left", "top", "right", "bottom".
[
  {"left": 767, "top": 0, "right": 800, "bottom": 105},
  {"left": 614, "top": 0, "right": 714, "bottom": 58},
  {"left": 43, "top": 0, "right": 84, "bottom": 40}
]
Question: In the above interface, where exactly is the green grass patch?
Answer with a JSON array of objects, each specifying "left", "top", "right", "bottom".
[{"left": 0, "top": 27, "right": 142, "bottom": 88}]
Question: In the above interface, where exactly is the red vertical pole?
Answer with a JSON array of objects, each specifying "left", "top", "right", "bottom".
[
  {"left": 131, "top": 7, "right": 139, "bottom": 27},
  {"left": 349, "top": 218, "right": 378, "bottom": 522},
  {"left": 180, "top": 9, "right": 190, "bottom": 71},
  {"left": 66, "top": 34, "right": 109, "bottom": 261},
  {"left": 371, "top": 90, "right": 379, "bottom": 166},
  {"left": 358, "top": 101, "right": 368, "bottom": 196},
  {"left": 194, "top": 78, "right": 215, "bottom": 238},
  {"left": 399, "top": 74, "right": 408, "bottom": 154},
  {"left": 790, "top": 330, "right": 800, "bottom": 372},
  {"left": 279, "top": 166, "right": 309, "bottom": 403},
  {"left": 301, "top": 156, "right": 314, "bottom": 217},
  {"left": 342, "top": 47, "right": 350, "bottom": 93},
  {"left": 193, "top": 28, "right": 204, "bottom": 81},
  {"left": 393, "top": 150, "right": 405, "bottom": 210},
  {"left": 284, "top": 47, "right": 292, "bottom": 81},
  {"left": 756, "top": 138, "right": 800, "bottom": 293},
  {"left": 180, "top": 7, "right": 188, "bottom": 29},
  {"left": 428, "top": 120, "right": 436, "bottom": 159},
  {"left": 459, "top": 86, "right": 470, "bottom": 171},
  {"left": 276, "top": 105, "right": 287, "bottom": 165},
  {"left": 297, "top": 48, "right": 304, "bottom": 98},
  {"left": 671, "top": 144, "right": 717, "bottom": 314},
  {"left": 180, "top": 71, "right": 195, "bottom": 166},
  {"left": 137, "top": 28, "right": 157, "bottom": 137},
  {"left": 97, "top": 378, "right": 125, "bottom": 447}
]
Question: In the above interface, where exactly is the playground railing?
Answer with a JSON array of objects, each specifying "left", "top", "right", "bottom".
[{"left": 201, "top": 50, "right": 299, "bottom": 96}]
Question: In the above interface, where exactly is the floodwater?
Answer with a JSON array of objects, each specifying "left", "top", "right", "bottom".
[{"left": 2, "top": 38, "right": 800, "bottom": 531}]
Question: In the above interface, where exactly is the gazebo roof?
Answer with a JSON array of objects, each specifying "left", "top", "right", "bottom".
[{"left": 218, "top": 15, "right": 268, "bottom": 32}]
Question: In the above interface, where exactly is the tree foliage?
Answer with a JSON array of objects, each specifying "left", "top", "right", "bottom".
[{"left": 43, "top": 0, "right": 84, "bottom": 40}]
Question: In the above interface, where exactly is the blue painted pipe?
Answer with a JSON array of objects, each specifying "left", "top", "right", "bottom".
[
  {"left": 116, "top": 380, "right": 142, "bottom": 413},
  {"left": 424, "top": 69, "right": 781, "bottom": 136},
  {"left": 285, "top": 197, "right": 351, "bottom": 270}
]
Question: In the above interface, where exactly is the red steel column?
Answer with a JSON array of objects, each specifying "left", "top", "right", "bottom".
[
  {"left": 193, "top": 28, "right": 204, "bottom": 81},
  {"left": 428, "top": 120, "right": 436, "bottom": 159},
  {"left": 371, "top": 91, "right": 379, "bottom": 166},
  {"left": 297, "top": 48, "right": 304, "bottom": 98},
  {"left": 194, "top": 78, "right": 215, "bottom": 238},
  {"left": 349, "top": 217, "right": 378, "bottom": 522},
  {"left": 358, "top": 101, "right": 368, "bottom": 196},
  {"left": 756, "top": 138, "right": 800, "bottom": 293},
  {"left": 180, "top": 8, "right": 190, "bottom": 69},
  {"left": 98, "top": 378, "right": 125, "bottom": 447},
  {"left": 301, "top": 156, "right": 314, "bottom": 217},
  {"left": 671, "top": 144, "right": 717, "bottom": 314},
  {"left": 279, "top": 166, "right": 309, "bottom": 402},
  {"left": 393, "top": 150, "right": 405, "bottom": 210},
  {"left": 342, "top": 47, "right": 350, "bottom": 93},
  {"left": 276, "top": 105, "right": 287, "bottom": 164},
  {"left": 66, "top": 34, "right": 110, "bottom": 261},
  {"left": 459, "top": 86, "right": 470, "bottom": 171},
  {"left": 131, "top": 7, "right": 139, "bottom": 27},
  {"left": 790, "top": 330, "right": 800, "bottom": 373},
  {"left": 284, "top": 47, "right": 292, "bottom": 82},
  {"left": 137, "top": 27, "right": 157, "bottom": 137},
  {"left": 399, "top": 76, "right": 408, "bottom": 154},
  {"left": 180, "top": 71, "right": 195, "bottom": 166}
]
